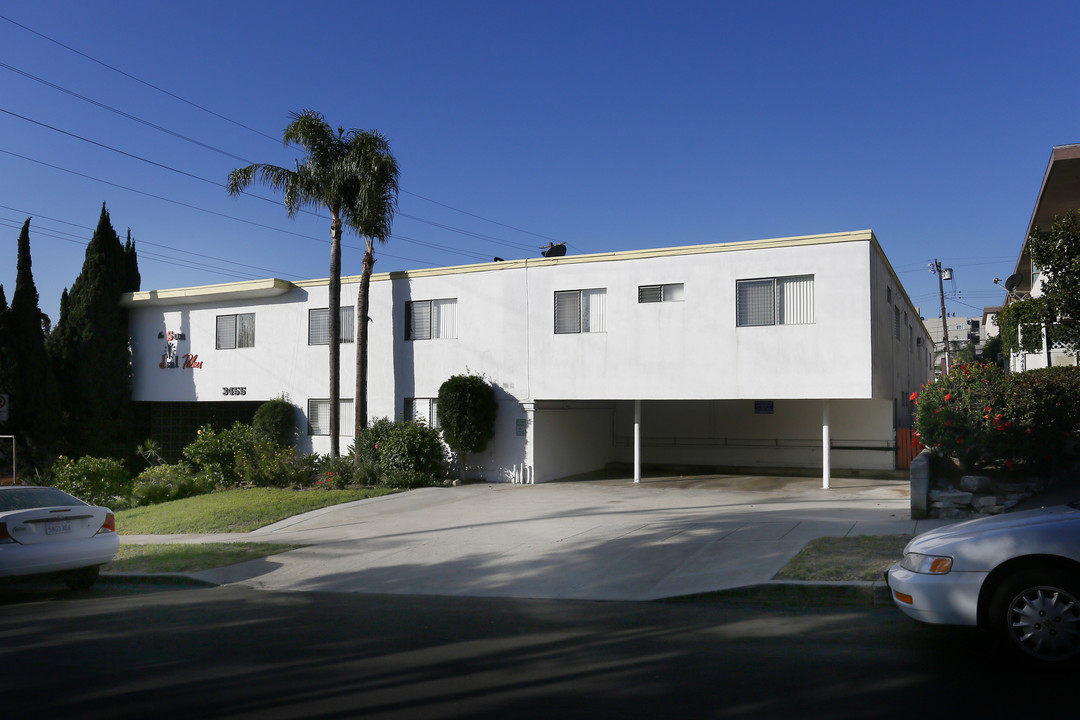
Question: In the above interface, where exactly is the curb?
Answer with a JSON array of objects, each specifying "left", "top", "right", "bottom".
[
  {"left": 660, "top": 580, "right": 894, "bottom": 608},
  {"left": 99, "top": 572, "right": 219, "bottom": 588}
]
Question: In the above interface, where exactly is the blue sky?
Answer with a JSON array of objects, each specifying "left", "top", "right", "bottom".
[{"left": 1, "top": 1, "right": 1077, "bottom": 325}]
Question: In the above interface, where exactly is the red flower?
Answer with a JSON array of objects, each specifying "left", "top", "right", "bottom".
[
  {"left": 944, "top": 393, "right": 952, "bottom": 401},
  {"left": 909, "top": 391, "right": 919, "bottom": 402}
]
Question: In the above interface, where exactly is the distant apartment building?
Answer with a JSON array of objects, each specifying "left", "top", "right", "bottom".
[{"left": 921, "top": 314, "right": 986, "bottom": 376}]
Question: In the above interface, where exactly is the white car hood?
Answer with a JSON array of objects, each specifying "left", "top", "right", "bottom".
[{"left": 906, "top": 504, "right": 1080, "bottom": 570}]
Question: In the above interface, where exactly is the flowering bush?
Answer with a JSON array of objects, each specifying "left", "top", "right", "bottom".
[
  {"left": 49, "top": 455, "right": 131, "bottom": 508},
  {"left": 315, "top": 454, "right": 356, "bottom": 489},
  {"left": 914, "top": 364, "right": 1080, "bottom": 472},
  {"left": 352, "top": 417, "right": 396, "bottom": 470}
]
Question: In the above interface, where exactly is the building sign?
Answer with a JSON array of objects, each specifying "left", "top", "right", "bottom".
[
  {"left": 754, "top": 400, "right": 774, "bottom": 415},
  {"left": 158, "top": 330, "right": 203, "bottom": 369}
]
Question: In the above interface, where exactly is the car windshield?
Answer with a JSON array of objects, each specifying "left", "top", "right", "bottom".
[{"left": 0, "top": 487, "right": 88, "bottom": 511}]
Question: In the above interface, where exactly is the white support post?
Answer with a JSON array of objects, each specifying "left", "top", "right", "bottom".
[
  {"left": 634, "top": 399, "right": 641, "bottom": 483},
  {"left": 822, "top": 401, "right": 831, "bottom": 490}
]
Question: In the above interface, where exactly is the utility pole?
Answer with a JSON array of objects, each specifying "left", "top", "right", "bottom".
[{"left": 932, "top": 260, "right": 951, "bottom": 375}]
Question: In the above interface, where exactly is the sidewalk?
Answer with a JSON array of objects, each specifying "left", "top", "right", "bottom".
[{"left": 113, "top": 473, "right": 957, "bottom": 602}]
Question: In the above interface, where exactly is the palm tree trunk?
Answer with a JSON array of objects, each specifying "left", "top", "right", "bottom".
[
  {"left": 328, "top": 216, "right": 342, "bottom": 458},
  {"left": 355, "top": 237, "right": 375, "bottom": 439}
]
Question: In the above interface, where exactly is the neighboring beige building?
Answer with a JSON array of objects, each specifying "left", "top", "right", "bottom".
[{"left": 1003, "top": 144, "right": 1080, "bottom": 371}]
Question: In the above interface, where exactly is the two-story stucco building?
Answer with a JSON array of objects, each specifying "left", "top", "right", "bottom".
[{"left": 124, "top": 229, "right": 932, "bottom": 483}]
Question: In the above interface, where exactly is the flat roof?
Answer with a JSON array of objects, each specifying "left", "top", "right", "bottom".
[{"left": 122, "top": 229, "right": 881, "bottom": 306}]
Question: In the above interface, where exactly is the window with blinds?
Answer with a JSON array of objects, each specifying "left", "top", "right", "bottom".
[
  {"left": 638, "top": 283, "right": 685, "bottom": 303},
  {"left": 406, "top": 299, "right": 457, "bottom": 340},
  {"left": 404, "top": 397, "right": 439, "bottom": 427},
  {"left": 307, "top": 399, "right": 355, "bottom": 436},
  {"left": 555, "top": 288, "right": 607, "bottom": 333},
  {"left": 216, "top": 313, "right": 255, "bottom": 349},
  {"left": 736, "top": 275, "right": 813, "bottom": 327},
  {"left": 308, "top": 307, "right": 355, "bottom": 345}
]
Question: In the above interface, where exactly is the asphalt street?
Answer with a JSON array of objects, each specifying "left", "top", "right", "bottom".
[{"left": 0, "top": 585, "right": 1063, "bottom": 720}]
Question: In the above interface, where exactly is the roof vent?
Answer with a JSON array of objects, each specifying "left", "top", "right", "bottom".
[{"left": 541, "top": 242, "right": 567, "bottom": 258}]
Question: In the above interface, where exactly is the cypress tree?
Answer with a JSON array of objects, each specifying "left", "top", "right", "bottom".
[
  {"left": 48, "top": 204, "right": 139, "bottom": 459},
  {"left": 0, "top": 285, "right": 10, "bottom": 422},
  {"left": 5, "top": 219, "right": 60, "bottom": 470}
]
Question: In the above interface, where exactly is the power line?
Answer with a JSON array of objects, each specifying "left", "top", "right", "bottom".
[
  {"left": 0, "top": 204, "right": 308, "bottom": 279},
  {"left": 0, "top": 14, "right": 573, "bottom": 256},
  {"left": 0, "top": 13, "right": 281, "bottom": 144}
]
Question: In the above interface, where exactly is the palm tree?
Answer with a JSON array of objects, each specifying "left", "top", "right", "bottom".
[{"left": 227, "top": 110, "right": 398, "bottom": 457}]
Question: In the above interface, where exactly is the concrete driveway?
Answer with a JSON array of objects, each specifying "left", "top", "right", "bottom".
[{"left": 124, "top": 474, "right": 944, "bottom": 601}]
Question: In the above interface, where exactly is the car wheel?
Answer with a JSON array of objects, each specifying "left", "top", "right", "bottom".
[
  {"left": 988, "top": 568, "right": 1080, "bottom": 663},
  {"left": 62, "top": 566, "right": 100, "bottom": 592}
]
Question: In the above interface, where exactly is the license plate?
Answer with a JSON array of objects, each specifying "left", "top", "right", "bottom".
[{"left": 45, "top": 520, "right": 72, "bottom": 536}]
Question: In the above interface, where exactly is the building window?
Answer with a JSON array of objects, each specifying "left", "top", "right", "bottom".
[
  {"left": 555, "top": 288, "right": 607, "bottom": 333},
  {"left": 735, "top": 275, "right": 813, "bottom": 327},
  {"left": 216, "top": 313, "right": 255, "bottom": 349},
  {"left": 307, "top": 399, "right": 354, "bottom": 436},
  {"left": 894, "top": 307, "right": 901, "bottom": 340},
  {"left": 404, "top": 398, "right": 439, "bottom": 428},
  {"left": 406, "top": 299, "right": 457, "bottom": 340},
  {"left": 308, "top": 307, "right": 355, "bottom": 345},
  {"left": 638, "top": 283, "right": 684, "bottom": 303}
]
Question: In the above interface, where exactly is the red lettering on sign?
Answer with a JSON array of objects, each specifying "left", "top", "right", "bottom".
[{"left": 182, "top": 354, "right": 203, "bottom": 369}]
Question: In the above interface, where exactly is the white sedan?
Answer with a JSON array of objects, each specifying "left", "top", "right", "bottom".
[
  {"left": 0, "top": 486, "right": 120, "bottom": 590},
  {"left": 887, "top": 501, "right": 1080, "bottom": 662}
]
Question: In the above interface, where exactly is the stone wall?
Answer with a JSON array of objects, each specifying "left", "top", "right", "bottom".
[{"left": 928, "top": 475, "right": 1047, "bottom": 519}]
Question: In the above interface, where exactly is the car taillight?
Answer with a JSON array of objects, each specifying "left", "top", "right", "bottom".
[
  {"left": 0, "top": 521, "right": 12, "bottom": 543},
  {"left": 97, "top": 513, "right": 116, "bottom": 534}
]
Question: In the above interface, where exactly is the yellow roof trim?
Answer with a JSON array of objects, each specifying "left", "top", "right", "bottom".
[{"left": 121, "top": 278, "right": 294, "bottom": 307}]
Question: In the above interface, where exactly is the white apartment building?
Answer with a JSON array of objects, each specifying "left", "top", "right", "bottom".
[{"left": 123, "top": 230, "right": 932, "bottom": 483}]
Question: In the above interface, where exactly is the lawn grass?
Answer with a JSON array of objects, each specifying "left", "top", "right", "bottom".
[
  {"left": 774, "top": 534, "right": 913, "bottom": 582},
  {"left": 105, "top": 543, "right": 303, "bottom": 573},
  {"left": 115, "top": 487, "right": 398, "bottom": 534}
]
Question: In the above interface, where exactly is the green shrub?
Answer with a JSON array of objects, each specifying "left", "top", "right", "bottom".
[
  {"left": 131, "top": 463, "right": 213, "bottom": 506},
  {"left": 381, "top": 468, "right": 441, "bottom": 490},
  {"left": 49, "top": 455, "right": 131, "bottom": 509},
  {"left": 253, "top": 396, "right": 296, "bottom": 446},
  {"left": 182, "top": 423, "right": 255, "bottom": 486},
  {"left": 378, "top": 420, "right": 447, "bottom": 477},
  {"left": 235, "top": 438, "right": 316, "bottom": 488},
  {"left": 438, "top": 374, "right": 497, "bottom": 454},
  {"left": 352, "top": 461, "right": 381, "bottom": 487}
]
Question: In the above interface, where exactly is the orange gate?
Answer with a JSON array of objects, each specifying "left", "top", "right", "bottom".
[{"left": 896, "top": 427, "right": 924, "bottom": 469}]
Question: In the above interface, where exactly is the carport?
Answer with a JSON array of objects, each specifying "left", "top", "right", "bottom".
[{"left": 525, "top": 398, "right": 898, "bottom": 486}]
